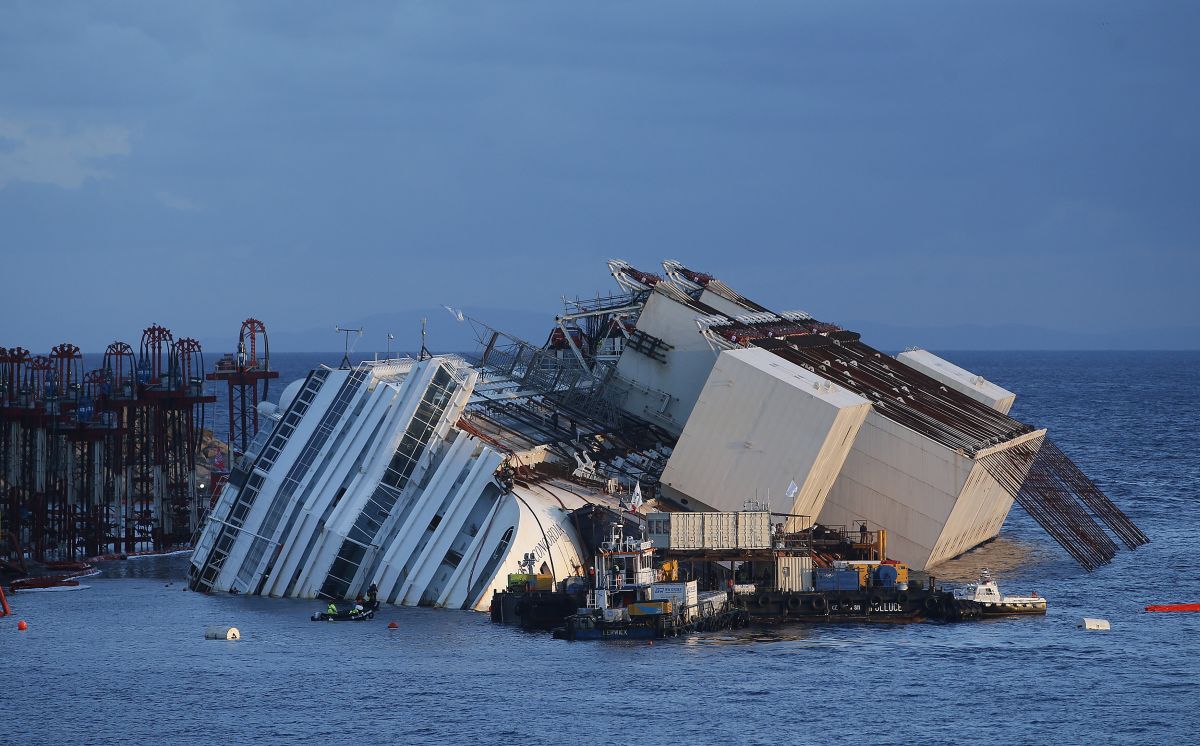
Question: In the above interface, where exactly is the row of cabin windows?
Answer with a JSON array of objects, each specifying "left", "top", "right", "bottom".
[{"left": 318, "top": 366, "right": 458, "bottom": 600}]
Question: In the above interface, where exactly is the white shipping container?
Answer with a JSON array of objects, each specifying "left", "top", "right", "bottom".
[
  {"left": 665, "top": 511, "right": 773, "bottom": 550},
  {"left": 704, "top": 512, "right": 738, "bottom": 549},
  {"left": 776, "top": 555, "right": 813, "bottom": 592},
  {"left": 736, "top": 511, "right": 772, "bottom": 549},
  {"left": 649, "top": 580, "right": 698, "bottom": 608},
  {"left": 670, "top": 513, "right": 705, "bottom": 549}
]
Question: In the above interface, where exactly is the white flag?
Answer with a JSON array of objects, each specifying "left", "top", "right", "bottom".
[
  {"left": 785, "top": 480, "right": 799, "bottom": 499},
  {"left": 442, "top": 305, "right": 466, "bottom": 322},
  {"left": 630, "top": 482, "right": 644, "bottom": 512}
]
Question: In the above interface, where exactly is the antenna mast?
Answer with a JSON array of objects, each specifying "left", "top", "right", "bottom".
[
  {"left": 417, "top": 317, "right": 432, "bottom": 361},
  {"left": 335, "top": 325, "right": 363, "bottom": 369}
]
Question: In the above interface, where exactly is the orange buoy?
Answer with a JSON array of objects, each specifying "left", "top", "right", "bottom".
[
  {"left": 387, "top": 621, "right": 399, "bottom": 629},
  {"left": 17, "top": 620, "right": 28, "bottom": 631}
]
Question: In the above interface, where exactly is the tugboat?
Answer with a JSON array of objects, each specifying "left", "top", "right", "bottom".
[
  {"left": 953, "top": 568, "right": 1047, "bottom": 616},
  {"left": 553, "top": 522, "right": 746, "bottom": 640}
]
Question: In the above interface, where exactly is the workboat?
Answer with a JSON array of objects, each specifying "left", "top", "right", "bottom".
[
  {"left": 552, "top": 522, "right": 748, "bottom": 641},
  {"left": 311, "top": 607, "right": 376, "bottom": 622},
  {"left": 10, "top": 576, "right": 85, "bottom": 592},
  {"left": 953, "top": 569, "right": 1046, "bottom": 615}
]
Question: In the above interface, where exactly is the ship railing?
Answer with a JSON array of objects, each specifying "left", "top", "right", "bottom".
[{"left": 775, "top": 536, "right": 814, "bottom": 553}]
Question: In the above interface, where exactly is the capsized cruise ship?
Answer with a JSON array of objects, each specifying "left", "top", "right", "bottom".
[
  {"left": 188, "top": 340, "right": 674, "bottom": 609},
  {"left": 187, "top": 260, "right": 1147, "bottom": 608}
]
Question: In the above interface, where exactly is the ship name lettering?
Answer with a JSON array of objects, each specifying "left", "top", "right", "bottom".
[{"left": 533, "top": 523, "right": 568, "bottom": 561}]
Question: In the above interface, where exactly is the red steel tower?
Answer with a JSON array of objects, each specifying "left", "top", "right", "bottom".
[{"left": 206, "top": 318, "right": 279, "bottom": 458}]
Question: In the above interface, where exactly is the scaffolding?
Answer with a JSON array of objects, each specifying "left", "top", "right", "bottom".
[
  {"left": 0, "top": 325, "right": 215, "bottom": 563},
  {"left": 204, "top": 319, "right": 279, "bottom": 513}
]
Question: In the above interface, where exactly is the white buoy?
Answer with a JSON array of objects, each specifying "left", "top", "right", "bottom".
[
  {"left": 205, "top": 625, "right": 241, "bottom": 640},
  {"left": 1080, "top": 617, "right": 1110, "bottom": 631}
]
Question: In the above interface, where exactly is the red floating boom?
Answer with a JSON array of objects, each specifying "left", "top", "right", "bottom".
[{"left": 1145, "top": 604, "right": 1200, "bottom": 613}]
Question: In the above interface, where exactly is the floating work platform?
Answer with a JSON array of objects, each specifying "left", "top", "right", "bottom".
[
  {"left": 491, "top": 589, "right": 581, "bottom": 630},
  {"left": 553, "top": 606, "right": 749, "bottom": 640},
  {"left": 742, "top": 588, "right": 980, "bottom": 623}
]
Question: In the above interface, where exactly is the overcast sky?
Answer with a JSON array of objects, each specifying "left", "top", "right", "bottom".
[{"left": 2, "top": 1, "right": 1197, "bottom": 352}]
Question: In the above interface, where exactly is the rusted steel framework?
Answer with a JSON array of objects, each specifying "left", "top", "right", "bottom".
[
  {"left": 0, "top": 326, "right": 214, "bottom": 563},
  {"left": 979, "top": 437, "right": 1125, "bottom": 571},
  {"left": 1037, "top": 440, "right": 1149, "bottom": 550},
  {"left": 205, "top": 318, "right": 278, "bottom": 458},
  {"left": 754, "top": 337, "right": 1033, "bottom": 454}
]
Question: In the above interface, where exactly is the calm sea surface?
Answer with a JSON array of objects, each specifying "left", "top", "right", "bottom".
[{"left": 5, "top": 351, "right": 1198, "bottom": 745}]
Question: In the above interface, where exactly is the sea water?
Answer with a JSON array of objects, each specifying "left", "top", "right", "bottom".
[{"left": 5, "top": 351, "right": 1198, "bottom": 745}]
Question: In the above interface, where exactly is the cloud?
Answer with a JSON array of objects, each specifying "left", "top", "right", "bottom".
[
  {"left": 0, "top": 119, "right": 131, "bottom": 190},
  {"left": 155, "top": 190, "right": 203, "bottom": 211}
]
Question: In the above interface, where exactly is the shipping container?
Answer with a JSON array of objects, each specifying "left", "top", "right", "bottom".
[
  {"left": 704, "top": 512, "right": 738, "bottom": 549},
  {"left": 670, "top": 513, "right": 705, "bottom": 549},
  {"left": 628, "top": 600, "right": 672, "bottom": 617},
  {"left": 736, "top": 511, "right": 772, "bottom": 549},
  {"left": 666, "top": 511, "right": 772, "bottom": 550},
  {"left": 813, "top": 568, "right": 860, "bottom": 591},
  {"left": 649, "top": 580, "right": 698, "bottom": 608},
  {"left": 775, "top": 555, "right": 814, "bottom": 592}
]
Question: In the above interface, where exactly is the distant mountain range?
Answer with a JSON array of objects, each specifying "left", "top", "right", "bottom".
[
  {"left": 202, "top": 307, "right": 1200, "bottom": 354},
  {"left": 843, "top": 320, "right": 1200, "bottom": 351},
  {"left": 201, "top": 307, "right": 555, "bottom": 357}
]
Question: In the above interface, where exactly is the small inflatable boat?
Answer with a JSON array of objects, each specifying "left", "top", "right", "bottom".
[{"left": 311, "top": 608, "right": 375, "bottom": 622}]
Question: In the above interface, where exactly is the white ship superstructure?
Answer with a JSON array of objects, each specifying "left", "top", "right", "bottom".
[{"left": 189, "top": 355, "right": 614, "bottom": 608}]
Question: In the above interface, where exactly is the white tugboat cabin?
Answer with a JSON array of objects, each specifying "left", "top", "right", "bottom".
[{"left": 953, "top": 568, "right": 1047, "bottom": 616}]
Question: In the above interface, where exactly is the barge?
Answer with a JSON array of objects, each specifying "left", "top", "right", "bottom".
[{"left": 496, "top": 511, "right": 986, "bottom": 639}]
